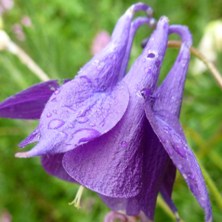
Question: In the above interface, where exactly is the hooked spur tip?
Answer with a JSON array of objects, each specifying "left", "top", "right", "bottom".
[
  {"left": 128, "top": 3, "right": 154, "bottom": 17},
  {"left": 158, "top": 16, "right": 169, "bottom": 26},
  {"left": 146, "top": 7, "right": 153, "bottom": 17}
]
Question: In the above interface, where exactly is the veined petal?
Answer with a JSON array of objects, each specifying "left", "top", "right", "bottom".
[
  {"left": 0, "top": 80, "right": 67, "bottom": 119},
  {"left": 62, "top": 112, "right": 145, "bottom": 198},
  {"left": 120, "top": 17, "right": 156, "bottom": 78},
  {"left": 16, "top": 81, "right": 129, "bottom": 157},
  {"left": 160, "top": 161, "right": 178, "bottom": 217},
  {"left": 145, "top": 25, "right": 212, "bottom": 221},
  {"left": 124, "top": 16, "right": 169, "bottom": 92},
  {"left": 63, "top": 116, "right": 171, "bottom": 220},
  {"left": 145, "top": 110, "right": 212, "bottom": 222},
  {"left": 153, "top": 25, "right": 192, "bottom": 117},
  {"left": 19, "top": 127, "right": 40, "bottom": 147}
]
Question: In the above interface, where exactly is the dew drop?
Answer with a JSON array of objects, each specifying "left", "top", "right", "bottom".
[
  {"left": 77, "top": 116, "right": 89, "bottom": 124},
  {"left": 97, "top": 61, "right": 105, "bottom": 70},
  {"left": 93, "top": 59, "right": 99, "bottom": 65},
  {"left": 54, "top": 89, "right": 60, "bottom": 95},
  {"left": 46, "top": 113, "right": 52, "bottom": 118},
  {"left": 48, "top": 119, "right": 65, "bottom": 129},
  {"left": 120, "top": 141, "right": 128, "bottom": 148},
  {"left": 89, "top": 122, "right": 96, "bottom": 127},
  {"left": 147, "top": 52, "right": 155, "bottom": 58},
  {"left": 74, "top": 128, "right": 101, "bottom": 143},
  {"left": 52, "top": 109, "right": 58, "bottom": 114},
  {"left": 49, "top": 85, "right": 56, "bottom": 91}
]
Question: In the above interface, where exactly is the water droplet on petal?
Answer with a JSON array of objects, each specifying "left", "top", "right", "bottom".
[
  {"left": 74, "top": 128, "right": 101, "bottom": 143},
  {"left": 77, "top": 116, "right": 89, "bottom": 124},
  {"left": 52, "top": 109, "right": 58, "bottom": 114},
  {"left": 120, "top": 141, "right": 128, "bottom": 148},
  {"left": 46, "top": 113, "right": 52, "bottom": 118},
  {"left": 147, "top": 52, "right": 156, "bottom": 58},
  {"left": 49, "top": 85, "right": 56, "bottom": 91},
  {"left": 54, "top": 89, "right": 60, "bottom": 95},
  {"left": 48, "top": 119, "right": 65, "bottom": 129}
]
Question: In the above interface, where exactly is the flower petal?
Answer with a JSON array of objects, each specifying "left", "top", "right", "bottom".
[
  {"left": 160, "top": 161, "right": 178, "bottom": 216},
  {"left": 153, "top": 25, "right": 192, "bottom": 117},
  {"left": 15, "top": 81, "right": 129, "bottom": 157},
  {"left": 41, "top": 154, "right": 75, "bottom": 182},
  {"left": 62, "top": 114, "right": 144, "bottom": 198},
  {"left": 124, "top": 16, "right": 169, "bottom": 93},
  {"left": 19, "top": 127, "right": 40, "bottom": 147},
  {"left": 145, "top": 105, "right": 212, "bottom": 222},
  {"left": 63, "top": 117, "right": 171, "bottom": 220},
  {"left": 145, "top": 25, "right": 212, "bottom": 221},
  {"left": 0, "top": 80, "right": 68, "bottom": 119}
]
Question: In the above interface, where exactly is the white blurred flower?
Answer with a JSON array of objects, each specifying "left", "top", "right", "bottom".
[
  {"left": 0, "top": 29, "right": 10, "bottom": 50},
  {"left": 192, "top": 20, "right": 222, "bottom": 74}
]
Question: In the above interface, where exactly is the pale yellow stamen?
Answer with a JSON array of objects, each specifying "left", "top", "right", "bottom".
[{"left": 69, "top": 185, "right": 84, "bottom": 209}]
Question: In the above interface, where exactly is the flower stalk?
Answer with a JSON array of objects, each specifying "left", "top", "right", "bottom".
[{"left": 0, "top": 30, "right": 50, "bottom": 81}]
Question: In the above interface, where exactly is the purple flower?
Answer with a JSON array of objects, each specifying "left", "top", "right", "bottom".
[{"left": 0, "top": 3, "right": 212, "bottom": 221}]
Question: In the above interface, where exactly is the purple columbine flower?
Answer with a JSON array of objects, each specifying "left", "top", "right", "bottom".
[{"left": 0, "top": 3, "right": 212, "bottom": 222}]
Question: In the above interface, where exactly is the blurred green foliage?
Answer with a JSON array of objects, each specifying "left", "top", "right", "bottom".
[{"left": 0, "top": 0, "right": 222, "bottom": 221}]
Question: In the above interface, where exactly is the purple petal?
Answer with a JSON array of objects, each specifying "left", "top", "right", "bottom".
[
  {"left": 41, "top": 154, "right": 75, "bottom": 182},
  {"left": 145, "top": 104, "right": 212, "bottom": 222},
  {"left": 153, "top": 25, "right": 192, "bottom": 117},
  {"left": 0, "top": 80, "right": 68, "bottom": 119},
  {"left": 160, "top": 160, "right": 178, "bottom": 214},
  {"left": 19, "top": 127, "right": 40, "bottom": 147},
  {"left": 145, "top": 25, "right": 212, "bottom": 221},
  {"left": 63, "top": 117, "right": 171, "bottom": 219},
  {"left": 161, "top": 161, "right": 176, "bottom": 198},
  {"left": 15, "top": 4, "right": 155, "bottom": 157},
  {"left": 120, "top": 17, "right": 156, "bottom": 78},
  {"left": 15, "top": 81, "right": 129, "bottom": 157},
  {"left": 62, "top": 114, "right": 144, "bottom": 198},
  {"left": 100, "top": 126, "right": 171, "bottom": 219},
  {"left": 124, "top": 16, "right": 169, "bottom": 92}
]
